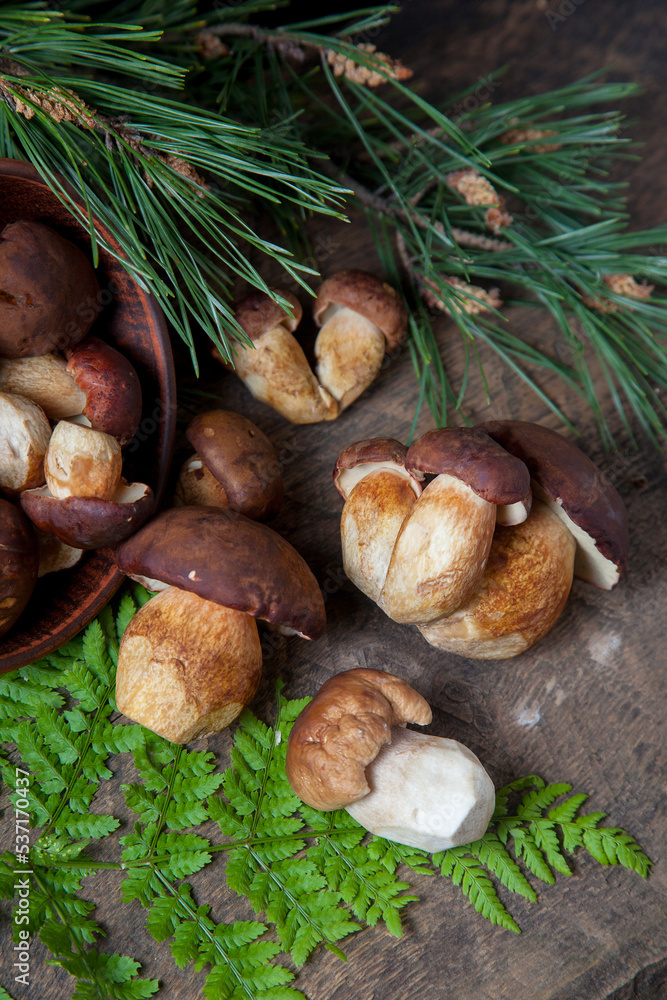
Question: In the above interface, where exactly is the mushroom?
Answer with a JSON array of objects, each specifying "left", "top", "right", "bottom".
[
  {"left": 479, "top": 420, "right": 628, "bottom": 588},
  {"left": 214, "top": 289, "right": 338, "bottom": 424},
  {"left": 114, "top": 506, "right": 326, "bottom": 742},
  {"left": 44, "top": 420, "right": 122, "bottom": 500},
  {"left": 65, "top": 338, "right": 143, "bottom": 446},
  {"left": 335, "top": 429, "right": 531, "bottom": 626},
  {"left": 0, "top": 499, "right": 39, "bottom": 637},
  {"left": 0, "top": 391, "right": 52, "bottom": 496},
  {"left": 419, "top": 501, "right": 576, "bottom": 658},
  {"left": 0, "top": 353, "right": 87, "bottom": 420},
  {"left": 174, "top": 410, "right": 283, "bottom": 520},
  {"left": 21, "top": 480, "right": 154, "bottom": 549},
  {"left": 286, "top": 668, "right": 495, "bottom": 851},
  {"left": 0, "top": 220, "right": 100, "bottom": 357},
  {"left": 35, "top": 529, "right": 83, "bottom": 577},
  {"left": 313, "top": 270, "right": 408, "bottom": 411}
]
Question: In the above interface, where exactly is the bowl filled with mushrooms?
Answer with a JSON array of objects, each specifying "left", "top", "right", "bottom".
[{"left": 0, "top": 159, "right": 176, "bottom": 673}]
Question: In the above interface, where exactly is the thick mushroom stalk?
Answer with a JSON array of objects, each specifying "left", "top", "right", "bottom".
[
  {"left": 286, "top": 668, "right": 495, "bottom": 852},
  {"left": 215, "top": 289, "right": 338, "bottom": 424},
  {"left": 346, "top": 728, "right": 495, "bottom": 852},
  {"left": 313, "top": 270, "right": 408, "bottom": 412},
  {"left": 0, "top": 391, "right": 52, "bottom": 496}
]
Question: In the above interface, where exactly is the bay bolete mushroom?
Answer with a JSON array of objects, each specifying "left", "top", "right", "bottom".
[
  {"left": 479, "top": 420, "right": 628, "bottom": 589},
  {"left": 313, "top": 270, "right": 408, "bottom": 411},
  {"left": 0, "top": 220, "right": 100, "bottom": 357},
  {"left": 0, "top": 499, "right": 39, "bottom": 637},
  {"left": 21, "top": 480, "right": 154, "bottom": 549},
  {"left": 286, "top": 668, "right": 495, "bottom": 851},
  {"left": 0, "top": 391, "right": 52, "bottom": 496},
  {"left": 174, "top": 410, "right": 283, "bottom": 520},
  {"left": 44, "top": 420, "right": 122, "bottom": 500},
  {"left": 114, "top": 506, "right": 326, "bottom": 743},
  {"left": 66, "top": 338, "right": 143, "bottom": 446},
  {"left": 215, "top": 289, "right": 338, "bottom": 424}
]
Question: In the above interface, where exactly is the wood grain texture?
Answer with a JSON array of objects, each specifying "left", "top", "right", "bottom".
[{"left": 1, "top": 2, "right": 666, "bottom": 998}]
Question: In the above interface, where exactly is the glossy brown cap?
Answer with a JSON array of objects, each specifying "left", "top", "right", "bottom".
[
  {"left": 21, "top": 481, "right": 154, "bottom": 550},
  {"left": 333, "top": 437, "right": 418, "bottom": 500},
  {"left": 115, "top": 506, "right": 326, "bottom": 639},
  {"left": 0, "top": 499, "right": 38, "bottom": 637},
  {"left": 406, "top": 427, "right": 531, "bottom": 506},
  {"left": 286, "top": 668, "right": 432, "bottom": 811},
  {"left": 313, "top": 270, "right": 408, "bottom": 351},
  {"left": 66, "top": 337, "right": 143, "bottom": 447},
  {"left": 479, "top": 420, "right": 629, "bottom": 588},
  {"left": 233, "top": 288, "right": 302, "bottom": 342},
  {"left": 0, "top": 220, "right": 100, "bottom": 357},
  {"left": 185, "top": 410, "right": 283, "bottom": 521}
]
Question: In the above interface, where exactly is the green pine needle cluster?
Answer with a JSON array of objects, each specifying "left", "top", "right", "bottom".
[
  {"left": 1, "top": 2, "right": 666, "bottom": 439},
  {"left": 0, "top": 592, "right": 652, "bottom": 999}
]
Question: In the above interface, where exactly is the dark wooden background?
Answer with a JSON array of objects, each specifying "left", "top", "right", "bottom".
[{"left": 2, "top": 1, "right": 667, "bottom": 998}]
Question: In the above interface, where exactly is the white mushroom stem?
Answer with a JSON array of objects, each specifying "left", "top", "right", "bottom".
[
  {"left": 234, "top": 325, "right": 338, "bottom": 424},
  {"left": 0, "top": 354, "right": 86, "bottom": 420},
  {"left": 345, "top": 727, "right": 495, "bottom": 852},
  {"left": 44, "top": 420, "right": 122, "bottom": 500},
  {"left": 315, "top": 303, "right": 386, "bottom": 411}
]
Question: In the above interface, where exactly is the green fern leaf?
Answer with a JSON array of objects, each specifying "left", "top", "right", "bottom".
[
  {"left": 516, "top": 783, "right": 573, "bottom": 820},
  {"left": 548, "top": 793, "right": 589, "bottom": 822},
  {"left": 116, "top": 592, "right": 139, "bottom": 640},
  {"left": 82, "top": 619, "right": 114, "bottom": 685},
  {"left": 511, "top": 829, "right": 555, "bottom": 885},
  {"left": 471, "top": 833, "right": 537, "bottom": 901},
  {"left": 436, "top": 848, "right": 521, "bottom": 932}
]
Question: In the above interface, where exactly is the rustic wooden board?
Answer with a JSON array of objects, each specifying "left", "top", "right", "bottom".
[{"left": 1, "top": 2, "right": 666, "bottom": 998}]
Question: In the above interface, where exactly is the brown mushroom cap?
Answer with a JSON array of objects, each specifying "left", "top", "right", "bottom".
[
  {"left": 0, "top": 220, "right": 100, "bottom": 357},
  {"left": 233, "top": 288, "right": 302, "bottom": 341},
  {"left": 285, "top": 668, "right": 432, "bottom": 811},
  {"left": 115, "top": 506, "right": 326, "bottom": 640},
  {"left": 313, "top": 270, "right": 408, "bottom": 351},
  {"left": 406, "top": 427, "right": 531, "bottom": 507},
  {"left": 479, "top": 420, "right": 628, "bottom": 588},
  {"left": 0, "top": 499, "right": 38, "bottom": 637},
  {"left": 333, "top": 437, "right": 419, "bottom": 500},
  {"left": 419, "top": 501, "right": 576, "bottom": 659},
  {"left": 185, "top": 410, "right": 283, "bottom": 520},
  {"left": 66, "top": 338, "right": 143, "bottom": 446},
  {"left": 21, "top": 480, "right": 154, "bottom": 549}
]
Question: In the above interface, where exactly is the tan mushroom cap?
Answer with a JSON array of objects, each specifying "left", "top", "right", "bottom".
[
  {"left": 115, "top": 506, "right": 326, "bottom": 640},
  {"left": 285, "top": 668, "right": 432, "bottom": 811},
  {"left": 419, "top": 501, "right": 576, "bottom": 659},
  {"left": 233, "top": 288, "right": 303, "bottom": 341},
  {"left": 185, "top": 410, "right": 283, "bottom": 521},
  {"left": 313, "top": 270, "right": 408, "bottom": 351}
]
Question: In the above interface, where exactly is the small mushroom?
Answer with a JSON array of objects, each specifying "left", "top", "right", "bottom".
[
  {"left": 0, "top": 220, "right": 101, "bottom": 357},
  {"left": 174, "top": 410, "right": 283, "bottom": 520},
  {"left": 479, "top": 420, "right": 628, "bottom": 588},
  {"left": 21, "top": 480, "right": 154, "bottom": 549},
  {"left": 0, "top": 391, "right": 52, "bottom": 496},
  {"left": 286, "top": 668, "right": 495, "bottom": 851},
  {"left": 115, "top": 506, "right": 326, "bottom": 742},
  {"left": 313, "top": 270, "right": 408, "bottom": 411},
  {"left": 215, "top": 289, "right": 338, "bottom": 424},
  {"left": 44, "top": 420, "right": 122, "bottom": 500},
  {"left": 66, "top": 338, "right": 143, "bottom": 446},
  {"left": 35, "top": 529, "right": 83, "bottom": 577},
  {"left": 0, "top": 498, "right": 39, "bottom": 637},
  {"left": 0, "top": 354, "right": 86, "bottom": 420},
  {"left": 419, "top": 501, "right": 576, "bottom": 659}
]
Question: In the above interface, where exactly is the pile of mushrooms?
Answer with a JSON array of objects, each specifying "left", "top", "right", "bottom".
[
  {"left": 334, "top": 422, "right": 628, "bottom": 659},
  {"left": 0, "top": 219, "right": 152, "bottom": 638},
  {"left": 211, "top": 270, "right": 407, "bottom": 423},
  {"left": 114, "top": 506, "right": 326, "bottom": 743},
  {"left": 286, "top": 668, "right": 495, "bottom": 851}
]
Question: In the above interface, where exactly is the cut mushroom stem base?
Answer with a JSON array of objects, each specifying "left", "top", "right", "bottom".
[{"left": 345, "top": 727, "right": 495, "bottom": 852}]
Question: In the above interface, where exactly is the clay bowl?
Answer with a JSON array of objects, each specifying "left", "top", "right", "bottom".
[{"left": 0, "top": 159, "right": 176, "bottom": 674}]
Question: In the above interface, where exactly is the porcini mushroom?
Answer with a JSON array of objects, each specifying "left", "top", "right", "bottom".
[
  {"left": 0, "top": 353, "right": 86, "bottom": 420},
  {"left": 215, "top": 289, "right": 338, "bottom": 424},
  {"left": 479, "top": 420, "right": 628, "bottom": 588},
  {"left": 114, "top": 506, "right": 326, "bottom": 742},
  {"left": 0, "top": 499, "right": 39, "bottom": 637},
  {"left": 0, "top": 391, "right": 52, "bottom": 496},
  {"left": 21, "top": 480, "right": 154, "bottom": 549},
  {"left": 35, "top": 529, "right": 83, "bottom": 576},
  {"left": 66, "top": 338, "right": 143, "bottom": 446},
  {"left": 174, "top": 410, "right": 283, "bottom": 520},
  {"left": 286, "top": 668, "right": 495, "bottom": 851},
  {"left": 44, "top": 420, "right": 122, "bottom": 500},
  {"left": 0, "top": 220, "right": 100, "bottom": 357},
  {"left": 419, "top": 501, "right": 576, "bottom": 658},
  {"left": 313, "top": 270, "right": 408, "bottom": 411}
]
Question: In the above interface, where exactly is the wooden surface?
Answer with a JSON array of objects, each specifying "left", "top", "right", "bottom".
[{"left": 2, "top": 1, "right": 667, "bottom": 998}]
